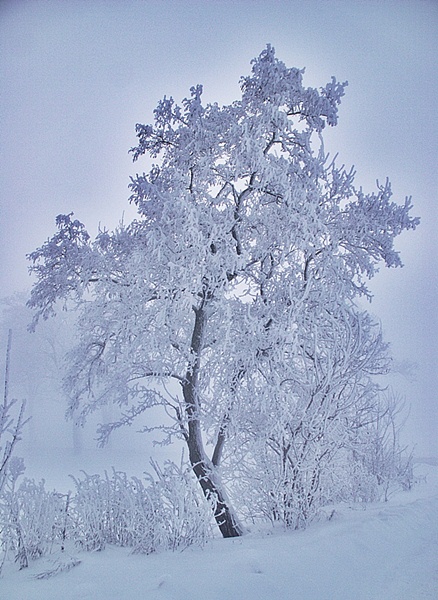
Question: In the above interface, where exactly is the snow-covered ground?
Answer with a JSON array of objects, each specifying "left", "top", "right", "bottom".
[{"left": 1, "top": 460, "right": 437, "bottom": 600}]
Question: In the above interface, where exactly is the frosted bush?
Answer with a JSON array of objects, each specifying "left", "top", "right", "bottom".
[
  {"left": 0, "top": 471, "right": 68, "bottom": 571},
  {"left": 71, "top": 461, "right": 212, "bottom": 554}
]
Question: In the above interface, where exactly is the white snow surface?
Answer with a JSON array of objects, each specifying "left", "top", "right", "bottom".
[{"left": 2, "top": 462, "right": 437, "bottom": 600}]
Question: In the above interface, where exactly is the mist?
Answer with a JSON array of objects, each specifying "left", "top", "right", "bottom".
[{"left": 1, "top": 0, "right": 436, "bottom": 478}]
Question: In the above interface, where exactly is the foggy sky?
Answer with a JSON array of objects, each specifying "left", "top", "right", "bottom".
[{"left": 0, "top": 0, "right": 437, "bottom": 455}]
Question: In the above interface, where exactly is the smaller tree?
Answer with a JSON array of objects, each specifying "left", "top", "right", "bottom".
[
  {"left": 358, "top": 390, "right": 414, "bottom": 500},
  {"left": 0, "top": 330, "right": 29, "bottom": 574},
  {"left": 0, "top": 331, "right": 27, "bottom": 496},
  {"left": 225, "top": 306, "right": 395, "bottom": 528}
]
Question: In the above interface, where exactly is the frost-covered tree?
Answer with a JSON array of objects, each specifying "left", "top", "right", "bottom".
[
  {"left": 226, "top": 308, "right": 395, "bottom": 527},
  {"left": 27, "top": 46, "right": 418, "bottom": 537},
  {"left": 1, "top": 330, "right": 27, "bottom": 497},
  {"left": 1, "top": 297, "right": 82, "bottom": 454},
  {"left": 0, "top": 330, "right": 29, "bottom": 573}
]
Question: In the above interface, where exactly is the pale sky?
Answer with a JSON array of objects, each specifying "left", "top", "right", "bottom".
[{"left": 0, "top": 0, "right": 437, "bottom": 454}]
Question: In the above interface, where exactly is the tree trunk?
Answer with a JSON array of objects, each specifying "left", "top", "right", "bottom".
[
  {"left": 182, "top": 304, "right": 243, "bottom": 538},
  {"left": 187, "top": 433, "right": 243, "bottom": 538}
]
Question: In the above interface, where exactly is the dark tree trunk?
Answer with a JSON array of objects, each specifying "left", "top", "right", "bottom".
[
  {"left": 182, "top": 304, "right": 243, "bottom": 538},
  {"left": 188, "top": 436, "right": 243, "bottom": 538}
]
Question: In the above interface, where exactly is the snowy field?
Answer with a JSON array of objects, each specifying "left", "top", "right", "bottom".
[{"left": 1, "top": 460, "right": 437, "bottom": 600}]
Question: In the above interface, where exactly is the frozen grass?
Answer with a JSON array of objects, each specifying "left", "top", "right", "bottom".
[{"left": 1, "top": 462, "right": 437, "bottom": 600}]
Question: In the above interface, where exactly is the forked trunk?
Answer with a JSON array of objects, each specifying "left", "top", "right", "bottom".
[{"left": 182, "top": 304, "right": 243, "bottom": 538}]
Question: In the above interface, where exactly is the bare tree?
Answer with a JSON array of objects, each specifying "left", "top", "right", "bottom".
[{"left": 0, "top": 330, "right": 27, "bottom": 496}]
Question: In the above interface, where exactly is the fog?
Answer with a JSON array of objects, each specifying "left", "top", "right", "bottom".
[{"left": 1, "top": 1, "right": 436, "bottom": 470}]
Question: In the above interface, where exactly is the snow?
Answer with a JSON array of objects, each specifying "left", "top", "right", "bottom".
[{"left": 2, "top": 461, "right": 437, "bottom": 599}]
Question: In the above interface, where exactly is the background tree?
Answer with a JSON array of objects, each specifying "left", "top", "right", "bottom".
[
  {"left": 1, "top": 297, "right": 83, "bottom": 454},
  {"left": 27, "top": 46, "right": 418, "bottom": 537}
]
